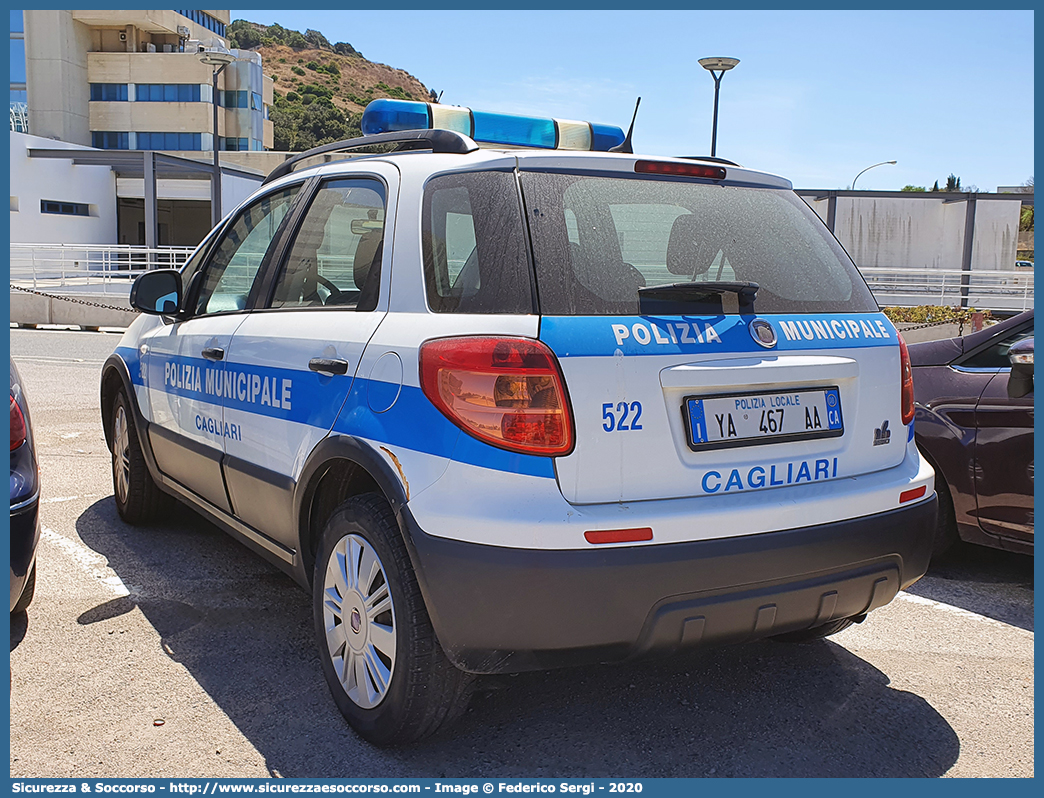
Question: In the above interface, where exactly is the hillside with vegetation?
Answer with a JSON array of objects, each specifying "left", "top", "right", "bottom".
[{"left": 227, "top": 19, "right": 434, "bottom": 151}]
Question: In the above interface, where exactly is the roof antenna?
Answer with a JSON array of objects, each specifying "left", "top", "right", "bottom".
[{"left": 609, "top": 96, "right": 641, "bottom": 154}]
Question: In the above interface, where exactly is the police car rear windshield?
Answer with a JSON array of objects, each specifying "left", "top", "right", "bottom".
[{"left": 521, "top": 171, "right": 878, "bottom": 316}]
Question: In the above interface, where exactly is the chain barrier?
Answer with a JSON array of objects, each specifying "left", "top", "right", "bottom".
[
  {"left": 10, "top": 283, "right": 132, "bottom": 312},
  {"left": 895, "top": 318, "right": 964, "bottom": 332}
]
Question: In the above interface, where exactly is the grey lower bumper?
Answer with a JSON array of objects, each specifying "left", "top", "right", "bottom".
[{"left": 401, "top": 497, "right": 937, "bottom": 674}]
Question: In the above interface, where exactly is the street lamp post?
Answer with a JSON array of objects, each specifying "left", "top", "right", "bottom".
[
  {"left": 851, "top": 160, "right": 897, "bottom": 190},
  {"left": 698, "top": 57, "right": 739, "bottom": 157},
  {"left": 199, "top": 46, "right": 236, "bottom": 227}
]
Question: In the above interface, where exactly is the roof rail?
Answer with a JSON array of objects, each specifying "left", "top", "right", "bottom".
[
  {"left": 263, "top": 129, "right": 479, "bottom": 185},
  {"left": 677, "top": 155, "right": 740, "bottom": 166}
]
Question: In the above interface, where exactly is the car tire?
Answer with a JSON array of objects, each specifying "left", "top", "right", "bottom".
[
  {"left": 313, "top": 492, "right": 473, "bottom": 746},
  {"left": 111, "top": 390, "right": 164, "bottom": 525},
  {"left": 930, "top": 471, "right": 959, "bottom": 558},
  {"left": 770, "top": 617, "right": 855, "bottom": 643},
  {"left": 12, "top": 562, "right": 36, "bottom": 614}
]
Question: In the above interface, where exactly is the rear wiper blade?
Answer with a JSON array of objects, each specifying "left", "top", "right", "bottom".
[{"left": 638, "top": 281, "right": 759, "bottom": 314}]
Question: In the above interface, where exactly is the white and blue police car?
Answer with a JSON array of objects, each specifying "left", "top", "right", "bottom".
[{"left": 102, "top": 98, "right": 937, "bottom": 744}]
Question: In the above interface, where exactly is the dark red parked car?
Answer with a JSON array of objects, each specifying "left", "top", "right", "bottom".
[{"left": 910, "top": 309, "right": 1034, "bottom": 556}]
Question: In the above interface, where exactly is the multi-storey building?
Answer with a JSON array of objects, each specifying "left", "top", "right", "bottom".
[
  {"left": 19, "top": 9, "right": 272, "bottom": 152},
  {"left": 10, "top": 10, "right": 276, "bottom": 247}
]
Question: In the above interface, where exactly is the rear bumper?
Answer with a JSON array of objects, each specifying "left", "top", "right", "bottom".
[
  {"left": 402, "top": 496, "right": 937, "bottom": 674},
  {"left": 10, "top": 494, "right": 40, "bottom": 611}
]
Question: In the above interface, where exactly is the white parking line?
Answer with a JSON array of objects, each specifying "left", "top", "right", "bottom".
[
  {"left": 41, "top": 494, "right": 100, "bottom": 504},
  {"left": 41, "top": 526, "right": 137, "bottom": 598},
  {"left": 897, "top": 590, "right": 1032, "bottom": 634}
]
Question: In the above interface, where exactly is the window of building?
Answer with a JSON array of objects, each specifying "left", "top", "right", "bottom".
[
  {"left": 136, "top": 84, "right": 200, "bottom": 102},
  {"left": 92, "top": 131, "right": 129, "bottom": 149},
  {"left": 10, "top": 9, "right": 23, "bottom": 32},
  {"left": 251, "top": 92, "right": 262, "bottom": 111},
  {"left": 174, "top": 9, "right": 226, "bottom": 38},
  {"left": 220, "top": 90, "right": 248, "bottom": 108},
  {"left": 41, "top": 200, "right": 90, "bottom": 216},
  {"left": 90, "top": 83, "right": 129, "bottom": 102},
  {"left": 221, "top": 137, "right": 249, "bottom": 151},
  {"left": 136, "top": 132, "right": 202, "bottom": 150}
]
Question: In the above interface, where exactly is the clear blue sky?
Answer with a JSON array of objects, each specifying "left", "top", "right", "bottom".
[{"left": 233, "top": 9, "right": 1034, "bottom": 191}]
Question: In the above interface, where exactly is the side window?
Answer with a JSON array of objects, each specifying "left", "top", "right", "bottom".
[
  {"left": 193, "top": 186, "right": 300, "bottom": 315},
  {"left": 270, "top": 179, "right": 386, "bottom": 311},
  {"left": 962, "top": 325, "right": 1034, "bottom": 369},
  {"left": 422, "top": 170, "right": 534, "bottom": 314}
]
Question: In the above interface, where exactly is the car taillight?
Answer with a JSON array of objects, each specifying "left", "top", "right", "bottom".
[
  {"left": 10, "top": 396, "right": 27, "bottom": 451},
  {"left": 899, "top": 333, "right": 915, "bottom": 426},
  {"left": 419, "top": 337, "right": 574, "bottom": 456}
]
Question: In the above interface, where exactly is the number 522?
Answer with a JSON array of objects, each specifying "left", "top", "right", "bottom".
[{"left": 602, "top": 401, "right": 643, "bottom": 432}]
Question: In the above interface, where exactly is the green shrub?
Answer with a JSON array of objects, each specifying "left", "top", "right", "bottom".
[
  {"left": 882, "top": 305, "right": 992, "bottom": 326},
  {"left": 291, "top": 65, "right": 305, "bottom": 76},
  {"left": 286, "top": 91, "right": 300, "bottom": 102},
  {"left": 306, "top": 61, "right": 319, "bottom": 71}
]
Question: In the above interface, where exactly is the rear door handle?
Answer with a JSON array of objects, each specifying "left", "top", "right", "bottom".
[
  {"left": 202, "top": 347, "right": 225, "bottom": 361},
  {"left": 309, "top": 357, "right": 349, "bottom": 375}
]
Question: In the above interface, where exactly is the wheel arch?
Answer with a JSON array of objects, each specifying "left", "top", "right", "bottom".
[
  {"left": 294, "top": 436, "right": 411, "bottom": 588},
  {"left": 101, "top": 354, "right": 136, "bottom": 453}
]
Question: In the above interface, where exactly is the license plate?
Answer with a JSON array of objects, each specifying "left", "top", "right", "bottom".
[{"left": 684, "top": 387, "right": 843, "bottom": 451}]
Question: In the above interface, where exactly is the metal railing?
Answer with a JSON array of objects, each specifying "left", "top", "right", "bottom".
[
  {"left": 10, "top": 243, "right": 195, "bottom": 294},
  {"left": 860, "top": 267, "right": 1034, "bottom": 312},
  {"left": 9, "top": 243, "right": 1035, "bottom": 312}
]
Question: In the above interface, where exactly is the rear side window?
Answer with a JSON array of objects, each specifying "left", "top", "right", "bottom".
[
  {"left": 520, "top": 171, "right": 877, "bottom": 315},
  {"left": 270, "top": 178, "right": 386, "bottom": 311},
  {"left": 422, "top": 170, "right": 534, "bottom": 314}
]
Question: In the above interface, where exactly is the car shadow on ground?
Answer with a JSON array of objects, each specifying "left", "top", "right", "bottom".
[
  {"left": 907, "top": 542, "right": 1034, "bottom": 631},
  {"left": 76, "top": 497, "right": 960, "bottom": 778}
]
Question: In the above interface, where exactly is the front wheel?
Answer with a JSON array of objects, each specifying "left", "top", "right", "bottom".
[
  {"left": 110, "top": 391, "right": 164, "bottom": 524},
  {"left": 313, "top": 493, "right": 472, "bottom": 745}
]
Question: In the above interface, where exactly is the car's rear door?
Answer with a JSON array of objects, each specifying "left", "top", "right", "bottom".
[{"left": 219, "top": 165, "right": 397, "bottom": 548}]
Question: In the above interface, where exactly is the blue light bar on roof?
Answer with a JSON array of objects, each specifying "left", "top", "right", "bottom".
[{"left": 360, "top": 98, "right": 626, "bottom": 152}]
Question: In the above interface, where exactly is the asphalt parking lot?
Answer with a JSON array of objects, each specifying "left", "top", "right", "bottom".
[{"left": 9, "top": 327, "right": 1034, "bottom": 779}]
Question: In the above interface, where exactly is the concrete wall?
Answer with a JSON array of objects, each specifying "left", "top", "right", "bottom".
[
  {"left": 71, "top": 10, "right": 227, "bottom": 45},
  {"left": 25, "top": 10, "right": 92, "bottom": 145},
  {"left": 88, "top": 51, "right": 216, "bottom": 85},
  {"left": 9, "top": 132, "right": 118, "bottom": 244},
  {"left": 89, "top": 100, "right": 216, "bottom": 136},
  {"left": 804, "top": 195, "right": 1022, "bottom": 271},
  {"left": 10, "top": 290, "right": 138, "bottom": 330}
]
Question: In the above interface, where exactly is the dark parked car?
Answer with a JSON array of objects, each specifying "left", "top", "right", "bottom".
[
  {"left": 10, "top": 358, "right": 40, "bottom": 612},
  {"left": 910, "top": 309, "right": 1034, "bottom": 556}
]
